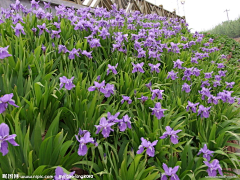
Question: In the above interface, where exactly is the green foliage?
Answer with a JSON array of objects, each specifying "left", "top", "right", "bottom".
[
  {"left": 0, "top": 3, "right": 240, "bottom": 180},
  {"left": 204, "top": 16, "right": 240, "bottom": 38}
]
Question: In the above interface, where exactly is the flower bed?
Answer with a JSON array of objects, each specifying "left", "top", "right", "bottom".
[{"left": 0, "top": 0, "right": 240, "bottom": 179}]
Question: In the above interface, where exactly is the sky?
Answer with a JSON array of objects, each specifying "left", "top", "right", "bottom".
[{"left": 147, "top": 0, "right": 240, "bottom": 32}]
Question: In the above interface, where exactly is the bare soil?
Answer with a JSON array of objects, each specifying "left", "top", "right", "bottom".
[{"left": 234, "top": 37, "right": 240, "bottom": 43}]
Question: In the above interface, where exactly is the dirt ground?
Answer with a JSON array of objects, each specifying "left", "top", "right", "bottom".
[{"left": 234, "top": 37, "right": 240, "bottom": 43}]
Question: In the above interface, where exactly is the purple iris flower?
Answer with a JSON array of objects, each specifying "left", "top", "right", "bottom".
[
  {"left": 149, "top": 102, "right": 167, "bottom": 120},
  {"left": 11, "top": 0, "right": 22, "bottom": 11},
  {"left": 209, "top": 38, "right": 214, "bottom": 43},
  {"left": 186, "top": 101, "right": 199, "bottom": 113},
  {"left": 121, "top": 96, "right": 132, "bottom": 104},
  {"left": 41, "top": 44, "right": 46, "bottom": 53},
  {"left": 181, "top": 36, "right": 187, "bottom": 41},
  {"left": 0, "top": 123, "right": 19, "bottom": 156},
  {"left": 182, "top": 83, "right": 191, "bottom": 93},
  {"left": 213, "top": 81, "right": 221, "bottom": 87},
  {"left": 161, "top": 163, "right": 180, "bottom": 180},
  {"left": 217, "top": 90, "right": 234, "bottom": 104},
  {"left": 204, "top": 159, "right": 223, "bottom": 177},
  {"left": 98, "top": 27, "right": 110, "bottom": 39},
  {"left": 220, "top": 54, "right": 227, "bottom": 59},
  {"left": 11, "top": 23, "right": 26, "bottom": 37},
  {"left": 199, "top": 87, "right": 211, "bottom": 100},
  {"left": 215, "top": 75, "right": 222, "bottom": 81},
  {"left": 138, "top": 95, "right": 148, "bottom": 104},
  {"left": 167, "top": 70, "right": 178, "bottom": 80},
  {"left": 37, "top": 23, "right": 46, "bottom": 35},
  {"left": 68, "top": 48, "right": 80, "bottom": 59},
  {"left": 191, "top": 57, "right": 198, "bottom": 64},
  {"left": 0, "top": 93, "right": 19, "bottom": 114},
  {"left": 148, "top": 50, "right": 158, "bottom": 59},
  {"left": 46, "top": 13, "right": 53, "bottom": 21},
  {"left": 32, "top": 28, "right": 37, "bottom": 33},
  {"left": 53, "top": 22, "right": 61, "bottom": 29},
  {"left": 33, "top": 8, "right": 46, "bottom": 19},
  {"left": 198, "top": 105, "right": 211, "bottom": 118},
  {"left": 160, "top": 126, "right": 182, "bottom": 144},
  {"left": 148, "top": 63, "right": 160, "bottom": 73},
  {"left": 151, "top": 89, "right": 164, "bottom": 100},
  {"left": 0, "top": 46, "right": 12, "bottom": 59},
  {"left": 95, "top": 117, "right": 115, "bottom": 138},
  {"left": 12, "top": 14, "right": 25, "bottom": 24},
  {"left": 201, "top": 80, "right": 210, "bottom": 88},
  {"left": 59, "top": 76, "right": 75, "bottom": 90},
  {"left": 117, "top": 115, "right": 132, "bottom": 132},
  {"left": 225, "top": 82, "right": 235, "bottom": 88},
  {"left": 107, "top": 112, "right": 120, "bottom": 123},
  {"left": 89, "top": 38, "right": 101, "bottom": 48},
  {"left": 236, "top": 98, "right": 240, "bottom": 105},
  {"left": 107, "top": 63, "right": 118, "bottom": 75},
  {"left": 183, "top": 67, "right": 193, "bottom": 77},
  {"left": 75, "top": 131, "right": 97, "bottom": 156},
  {"left": 132, "top": 62, "right": 144, "bottom": 73},
  {"left": 192, "top": 68, "right": 201, "bottom": 77},
  {"left": 173, "top": 59, "right": 184, "bottom": 69},
  {"left": 81, "top": 50, "right": 92, "bottom": 59},
  {"left": 88, "top": 81, "right": 105, "bottom": 92},
  {"left": 218, "top": 70, "right": 227, "bottom": 77},
  {"left": 136, "top": 137, "right": 158, "bottom": 157},
  {"left": 77, "top": 128, "right": 88, "bottom": 136},
  {"left": 30, "top": 0, "right": 39, "bottom": 9},
  {"left": 217, "top": 63, "right": 225, "bottom": 69},
  {"left": 145, "top": 82, "right": 152, "bottom": 89},
  {"left": 0, "top": 18, "right": 5, "bottom": 25},
  {"left": 207, "top": 95, "right": 220, "bottom": 105},
  {"left": 54, "top": 166, "right": 75, "bottom": 180},
  {"left": 43, "top": 2, "right": 51, "bottom": 9},
  {"left": 182, "top": 75, "right": 191, "bottom": 81},
  {"left": 51, "top": 30, "right": 61, "bottom": 39},
  {"left": 97, "top": 76, "right": 101, "bottom": 81},
  {"left": 58, "top": 45, "right": 68, "bottom": 54},
  {"left": 101, "top": 83, "right": 115, "bottom": 97},
  {"left": 197, "top": 144, "right": 214, "bottom": 161},
  {"left": 204, "top": 71, "right": 213, "bottom": 79}
]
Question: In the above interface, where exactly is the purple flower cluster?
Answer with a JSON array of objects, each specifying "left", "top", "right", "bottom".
[
  {"left": 95, "top": 117, "right": 115, "bottom": 138},
  {"left": 197, "top": 144, "right": 223, "bottom": 177},
  {"left": 88, "top": 80, "right": 115, "bottom": 97},
  {"left": 95, "top": 112, "right": 131, "bottom": 137},
  {"left": 186, "top": 101, "right": 211, "bottom": 118}
]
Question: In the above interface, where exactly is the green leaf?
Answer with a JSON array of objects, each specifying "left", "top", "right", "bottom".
[
  {"left": 45, "top": 110, "right": 62, "bottom": 139},
  {"left": 142, "top": 171, "right": 159, "bottom": 180}
]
